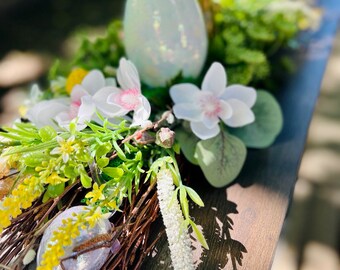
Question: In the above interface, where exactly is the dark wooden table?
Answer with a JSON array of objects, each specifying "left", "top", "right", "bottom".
[{"left": 142, "top": 1, "right": 340, "bottom": 269}]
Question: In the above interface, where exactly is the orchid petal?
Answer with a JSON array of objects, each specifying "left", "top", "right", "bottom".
[
  {"left": 131, "top": 96, "right": 151, "bottom": 126},
  {"left": 201, "top": 62, "right": 226, "bottom": 97},
  {"left": 173, "top": 103, "right": 202, "bottom": 122},
  {"left": 223, "top": 99, "right": 255, "bottom": 127},
  {"left": 81, "top": 70, "right": 106, "bottom": 95},
  {"left": 220, "top": 85, "right": 257, "bottom": 107},
  {"left": 190, "top": 121, "right": 220, "bottom": 140},
  {"left": 78, "top": 96, "right": 96, "bottom": 120},
  {"left": 27, "top": 100, "right": 69, "bottom": 129},
  {"left": 218, "top": 100, "right": 233, "bottom": 122},
  {"left": 107, "top": 91, "right": 130, "bottom": 116},
  {"left": 117, "top": 58, "right": 141, "bottom": 91},
  {"left": 93, "top": 87, "right": 123, "bottom": 117},
  {"left": 170, "top": 83, "right": 201, "bottom": 104},
  {"left": 202, "top": 115, "right": 220, "bottom": 129},
  {"left": 55, "top": 112, "right": 71, "bottom": 129},
  {"left": 71, "top": 85, "right": 89, "bottom": 102}
]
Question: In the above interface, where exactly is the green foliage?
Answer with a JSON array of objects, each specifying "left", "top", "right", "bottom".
[
  {"left": 210, "top": 0, "right": 317, "bottom": 87},
  {"left": 72, "top": 20, "right": 125, "bottom": 75},
  {"left": 229, "top": 90, "right": 283, "bottom": 148},
  {"left": 194, "top": 128, "right": 247, "bottom": 188}
]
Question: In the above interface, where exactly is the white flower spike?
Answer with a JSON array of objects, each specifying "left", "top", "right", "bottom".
[
  {"left": 106, "top": 58, "right": 151, "bottom": 127},
  {"left": 170, "top": 62, "right": 257, "bottom": 140}
]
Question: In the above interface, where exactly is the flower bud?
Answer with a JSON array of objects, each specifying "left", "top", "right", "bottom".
[{"left": 156, "top": 128, "right": 175, "bottom": 148}]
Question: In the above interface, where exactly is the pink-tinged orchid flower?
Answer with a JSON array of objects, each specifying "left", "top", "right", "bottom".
[
  {"left": 170, "top": 62, "right": 257, "bottom": 140},
  {"left": 27, "top": 98, "right": 70, "bottom": 130},
  {"left": 55, "top": 70, "right": 117, "bottom": 130},
  {"left": 106, "top": 58, "right": 151, "bottom": 127}
]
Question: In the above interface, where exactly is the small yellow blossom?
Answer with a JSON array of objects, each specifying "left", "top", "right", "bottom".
[
  {"left": 44, "top": 172, "right": 68, "bottom": 186},
  {"left": 85, "top": 183, "right": 106, "bottom": 204},
  {"left": 50, "top": 136, "right": 75, "bottom": 163},
  {"left": 106, "top": 200, "right": 118, "bottom": 210},
  {"left": 66, "top": 68, "right": 88, "bottom": 94},
  {"left": 85, "top": 207, "right": 109, "bottom": 228}
]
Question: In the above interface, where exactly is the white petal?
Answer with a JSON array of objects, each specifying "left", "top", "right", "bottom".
[
  {"left": 50, "top": 148, "right": 61, "bottom": 155},
  {"left": 170, "top": 83, "right": 202, "bottom": 104},
  {"left": 71, "top": 85, "right": 89, "bottom": 102},
  {"left": 190, "top": 121, "right": 220, "bottom": 140},
  {"left": 131, "top": 97, "right": 151, "bottom": 126},
  {"left": 78, "top": 96, "right": 96, "bottom": 120},
  {"left": 220, "top": 85, "right": 257, "bottom": 107},
  {"left": 202, "top": 115, "right": 220, "bottom": 129},
  {"left": 218, "top": 100, "right": 233, "bottom": 122},
  {"left": 62, "top": 153, "right": 69, "bottom": 163},
  {"left": 173, "top": 103, "right": 202, "bottom": 122},
  {"left": 105, "top": 78, "right": 117, "bottom": 87},
  {"left": 93, "top": 87, "right": 123, "bottom": 117},
  {"left": 81, "top": 70, "right": 106, "bottom": 95},
  {"left": 27, "top": 100, "right": 69, "bottom": 129},
  {"left": 117, "top": 58, "right": 141, "bottom": 90},
  {"left": 55, "top": 112, "right": 71, "bottom": 130},
  {"left": 223, "top": 99, "right": 255, "bottom": 127},
  {"left": 201, "top": 62, "right": 227, "bottom": 96},
  {"left": 56, "top": 136, "right": 64, "bottom": 144}
]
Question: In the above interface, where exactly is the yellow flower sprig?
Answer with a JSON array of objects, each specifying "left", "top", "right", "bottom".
[
  {"left": 0, "top": 176, "right": 44, "bottom": 233},
  {"left": 37, "top": 206, "right": 109, "bottom": 270}
]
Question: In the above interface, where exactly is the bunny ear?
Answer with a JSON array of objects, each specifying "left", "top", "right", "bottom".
[{"left": 117, "top": 58, "right": 141, "bottom": 91}]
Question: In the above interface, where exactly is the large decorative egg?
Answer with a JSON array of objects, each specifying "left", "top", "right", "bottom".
[
  {"left": 124, "top": 0, "right": 208, "bottom": 87},
  {"left": 37, "top": 206, "right": 111, "bottom": 270}
]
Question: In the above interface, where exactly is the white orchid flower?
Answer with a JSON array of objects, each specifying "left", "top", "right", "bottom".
[
  {"left": 106, "top": 58, "right": 151, "bottom": 127},
  {"left": 27, "top": 98, "right": 70, "bottom": 129},
  {"left": 170, "top": 62, "right": 257, "bottom": 140},
  {"left": 56, "top": 70, "right": 118, "bottom": 130}
]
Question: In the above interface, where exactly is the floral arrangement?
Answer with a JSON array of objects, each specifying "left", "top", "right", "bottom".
[{"left": 0, "top": 0, "right": 320, "bottom": 269}]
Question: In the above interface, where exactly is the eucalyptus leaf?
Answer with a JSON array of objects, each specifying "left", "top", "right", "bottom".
[
  {"left": 229, "top": 90, "right": 283, "bottom": 148},
  {"left": 175, "top": 128, "right": 199, "bottom": 165},
  {"left": 195, "top": 129, "right": 247, "bottom": 188}
]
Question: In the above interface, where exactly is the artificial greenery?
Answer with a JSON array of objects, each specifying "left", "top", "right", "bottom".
[
  {"left": 0, "top": 1, "right": 321, "bottom": 268},
  {"left": 208, "top": 0, "right": 319, "bottom": 87}
]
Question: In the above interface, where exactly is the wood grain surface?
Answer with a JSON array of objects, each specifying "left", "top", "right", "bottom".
[{"left": 141, "top": 1, "right": 340, "bottom": 269}]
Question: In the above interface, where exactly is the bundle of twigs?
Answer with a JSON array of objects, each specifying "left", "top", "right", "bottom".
[{"left": 0, "top": 173, "right": 163, "bottom": 270}]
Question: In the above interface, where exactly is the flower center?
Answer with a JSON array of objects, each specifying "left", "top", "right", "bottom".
[
  {"left": 60, "top": 141, "right": 74, "bottom": 155},
  {"left": 116, "top": 89, "right": 141, "bottom": 111},
  {"left": 199, "top": 94, "right": 221, "bottom": 118}
]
